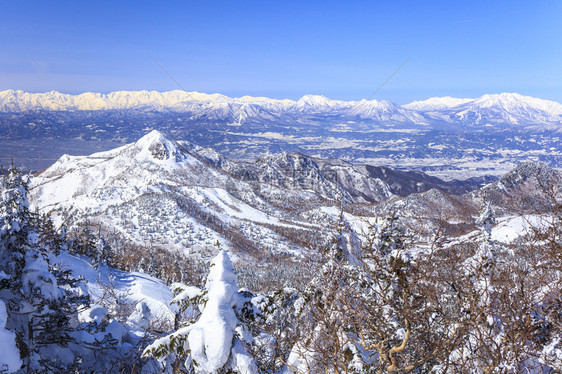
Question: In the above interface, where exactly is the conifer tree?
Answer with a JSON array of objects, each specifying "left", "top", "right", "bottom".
[
  {"left": 0, "top": 166, "right": 88, "bottom": 372},
  {"left": 73, "top": 224, "right": 97, "bottom": 258},
  {"left": 144, "top": 250, "right": 258, "bottom": 373},
  {"left": 94, "top": 234, "right": 112, "bottom": 267}
]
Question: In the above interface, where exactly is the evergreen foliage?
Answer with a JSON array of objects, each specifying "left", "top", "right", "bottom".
[
  {"left": 144, "top": 250, "right": 258, "bottom": 373},
  {"left": 0, "top": 166, "right": 83, "bottom": 371}
]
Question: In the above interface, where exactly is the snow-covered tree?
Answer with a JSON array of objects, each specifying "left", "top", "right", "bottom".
[
  {"left": 72, "top": 223, "right": 97, "bottom": 258},
  {"left": 282, "top": 211, "right": 456, "bottom": 373},
  {"left": 470, "top": 200, "right": 497, "bottom": 294},
  {"left": 0, "top": 299, "right": 21, "bottom": 372},
  {"left": 281, "top": 213, "right": 370, "bottom": 372},
  {"left": 94, "top": 234, "right": 113, "bottom": 267},
  {"left": 0, "top": 166, "right": 88, "bottom": 372},
  {"left": 144, "top": 250, "right": 258, "bottom": 373},
  {"left": 476, "top": 200, "right": 496, "bottom": 238},
  {"left": 0, "top": 165, "right": 32, "bottom": 278}
]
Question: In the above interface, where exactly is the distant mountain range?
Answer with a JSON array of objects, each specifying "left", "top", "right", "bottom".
[
  {"left": 2, "top": 90, "right": 562, "bottom": 180},
  {"left": 2, "top": 90, "right": 562, "bottom": 127}
]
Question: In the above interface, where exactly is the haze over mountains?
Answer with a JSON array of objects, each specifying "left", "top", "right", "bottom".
[{"left": 1, "top": 90, "right": 561, "bottom": 179}]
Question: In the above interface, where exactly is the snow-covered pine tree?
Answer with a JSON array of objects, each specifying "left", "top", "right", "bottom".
[
  {"left": 94, "top": 233, "right": 112, "bottom": 267},
  {"left": 348, "top": 212, "right": 416, "bottom": 372},
  {"left": 0, "top": 165, "right": 87, "bottom": 372},
  {"left": 143, "top": 249, "right": 258, "bottom": 373},
  {"left": 476, "top": 200, "right": 496, "bottom": 238},
  {"left": 0, "top": 165, "right": 31, "bottom": 284},
  {"left": 445, "top": 199, "right": 504, "bottom": 372},
  {"left": 72, "top": 223, "right": 97, "bottom": 258},
  {"left": 471, "top": 199, "right": 497, "bottom": 283},
  {"left": 37, "top": 214, "right": 66, "bottom": 256}
]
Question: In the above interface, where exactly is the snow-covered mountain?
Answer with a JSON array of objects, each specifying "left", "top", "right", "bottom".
[
  {"left": 28, "top": 130, "right": 561, "bottom": 273},
  {"left": 4, "top": 89, "right": 562, "bottom": 182},
  {"left": 30, "top": 131, "right": 399, "bottom": 262},
  {"left": 474, "top": 161, "right": 562, "bottom": 213},
  {"left": 0, "top": 89, "right": 419, "bottom": 123},
  {"left": 2, "top": 90, "right": 561, "bottom": 127},
  {"left": 403, "top": 96, "right": 473, "bottom": 112},
  {"left": 30, "top": 130, "right": 501, "bottom": 264},
  {"left": 372, "top": 161, "right": 562, "bottom": 238},
  {"left": 407, "top": 93, "right": 562, "bottom": 127}
]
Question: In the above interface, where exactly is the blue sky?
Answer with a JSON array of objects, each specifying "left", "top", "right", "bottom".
[{"left": 1, "top": 0, "right": 560, "bottom": 103}]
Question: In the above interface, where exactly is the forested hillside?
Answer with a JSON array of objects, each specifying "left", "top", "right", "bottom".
[{"left": 2, "top": 146, "right": 562, "bottom": 372}]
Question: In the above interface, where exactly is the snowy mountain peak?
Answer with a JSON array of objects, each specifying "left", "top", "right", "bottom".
[
  {"left": 499, "top": 161, "right": 555, "bottom": 186},
  {"left": 458, "top": 93, "right": 562, "bottom": 125},
  {"left": 474, "top": 93, "right": 528, "bottom": 108},
  {"left": 297, "top": 94, "right": 334, "bottom": 107},
  {"left": 135, "top": 130, "right": 171, "bottom": 148},
  {"left": 133, "top": 130, "right": 190, "bottom": 163},
  {"left": 401, "top": 92, "right": 562, "bottom": 126},
  {"left": 470, "top": 93, "right": 562, "bottom": 114},
  {"left": 480, "top": 92, "right": 523, "bottom": 101}
]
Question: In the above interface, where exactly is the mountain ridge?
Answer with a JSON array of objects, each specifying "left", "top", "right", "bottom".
[
  {"left": 29, "top": 130, "right": 558, "bottom": 266},
  {"left": 3, "top": 90, "right": 562, "bottom": 182},
  {"left": 1, "top": 89, "right": 561, "bottom": 127}
]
